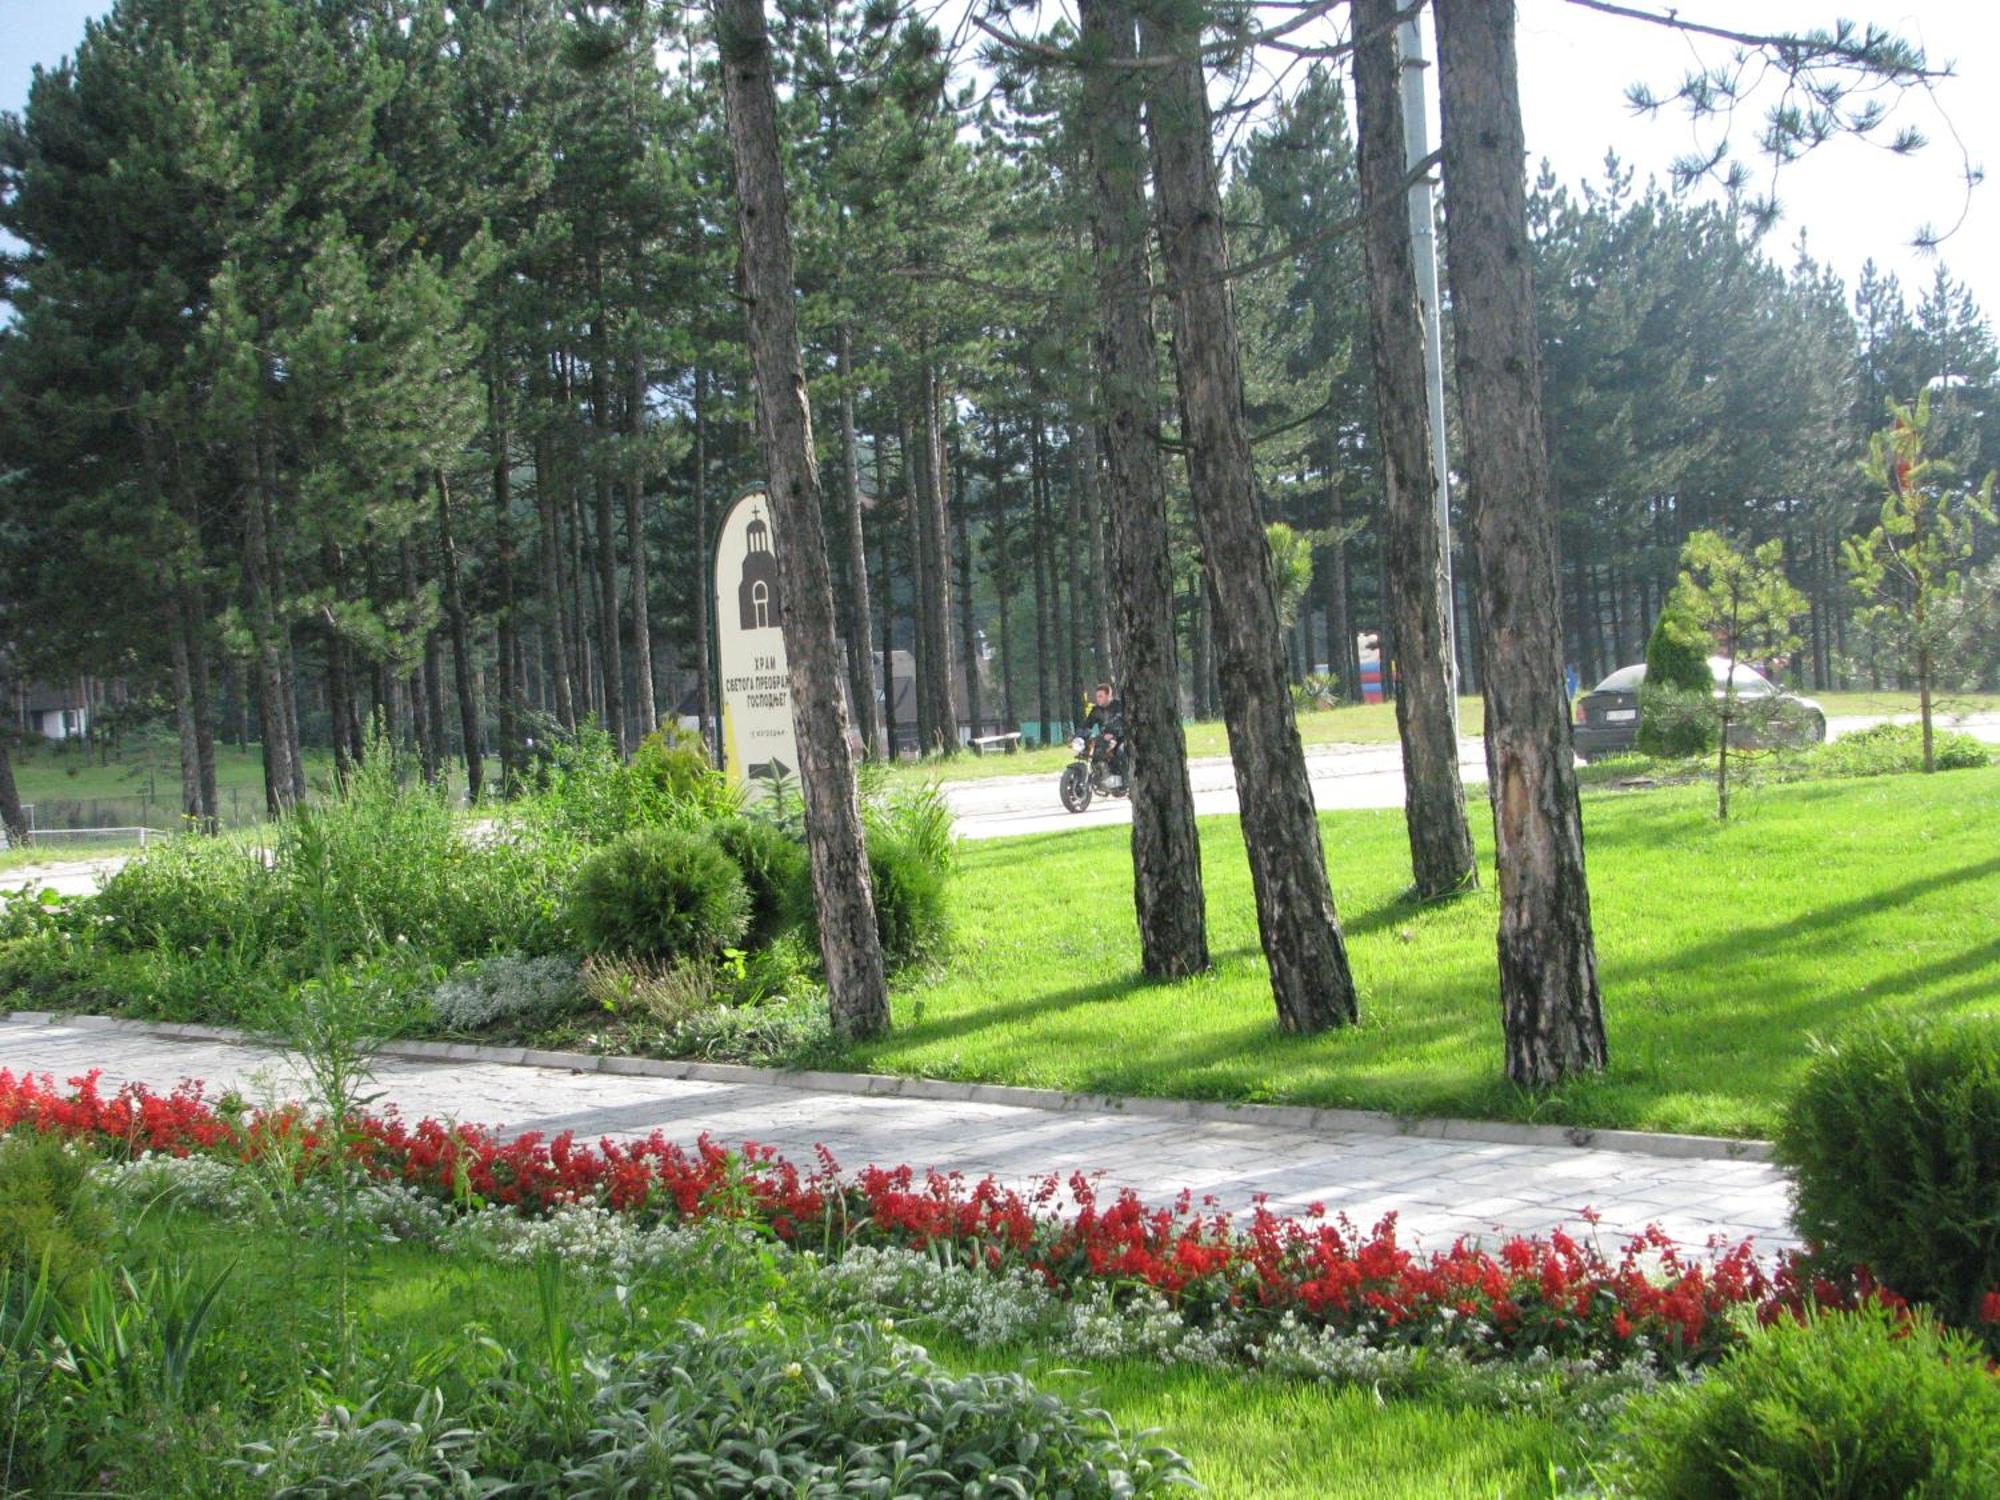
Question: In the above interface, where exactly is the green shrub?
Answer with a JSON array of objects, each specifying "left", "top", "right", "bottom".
[
  {"left": 867, "top": 833, "right": 950, "bottom": 971},
  {"left": 0, "top": 1130, "right": 110, "bottom": 1309},
  {"left": 1776, "top": 1019, "right": 2000, "bottom": 1341},
  {"left": 1812, "top": 721, "right": 1992, "bottom": 777},
  {"left": 94, "top": 837, "right": 284, "bottom": 956},
  {"left": 710, "top": 815, "right": 810, "bottom": 948},
  {"left": 629, "top": 727, "right": 738, "bottom": 821},
  {"left": 1636, "top": 607, "right": 1716, "bottom": 758},
  {"left": 1606, "top": 1305, "right": 2000, "bottom": 1499},
  {"left": 569, "top": 827, "right": 750, "bottom": 960}
]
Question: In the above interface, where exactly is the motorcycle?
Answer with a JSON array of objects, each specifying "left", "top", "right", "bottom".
[{"left": 1058, "top": 733, "right": 1128, "bottom": 813}]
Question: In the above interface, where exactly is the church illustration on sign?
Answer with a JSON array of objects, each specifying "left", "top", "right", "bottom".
[{"left": 737, "top": 507, "right": 782, "bottom": 631}]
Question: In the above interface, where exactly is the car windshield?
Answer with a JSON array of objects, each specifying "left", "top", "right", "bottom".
[
  {"left": 1592, "top": 665, "right": 1646, "bottom": 693},
  {"left": 1709, "top": 658, "right": 1775, "bottom": 696}
]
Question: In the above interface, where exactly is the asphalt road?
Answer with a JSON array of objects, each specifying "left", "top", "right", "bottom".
[{"left": 944, "top": 710, "right": 2000, "bottom": 841}]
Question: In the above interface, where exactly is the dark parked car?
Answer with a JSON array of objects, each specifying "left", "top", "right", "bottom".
[{"left": 1572, "top": 658, "right": 1826, "bottom": 761}]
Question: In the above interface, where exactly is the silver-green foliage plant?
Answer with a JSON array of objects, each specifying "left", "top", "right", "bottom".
[{"left": 430, "top": 955, "right": 582, "bottom": 1034}]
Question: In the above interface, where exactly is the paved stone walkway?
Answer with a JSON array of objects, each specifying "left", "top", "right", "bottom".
[{"left": 2, "top": 1018, "right": 1797, "bottom": 1252}]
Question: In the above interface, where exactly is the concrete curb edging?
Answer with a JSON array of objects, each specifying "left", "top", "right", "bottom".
[{"left": 4, "top": 1009, "right": 1774, "bottom": 1164}]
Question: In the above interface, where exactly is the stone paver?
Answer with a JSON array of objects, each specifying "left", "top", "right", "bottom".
[{"left": 2, "top": 1019, "right": 1798, "bottom": 1252}]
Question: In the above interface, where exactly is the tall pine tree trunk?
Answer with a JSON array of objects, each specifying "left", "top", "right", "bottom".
[
  {"left": 626, "top": 354, "right": 657, "bottom": 740},
  {"left": 918, "top": 364, "right": 958, "bottom": 748},
  {"left": 587, "top": 303, "right": 626, "bottom": 752},
  {"left": 535, "top": 433, "right": 577, "bottom": 732},
  {"left": 492, "top": 378, "right": 521, "bottom": 794},
  {"left": 1435, "top": 0, "right": 1606, "bottom": 1083},
  {"left": 719, "top": 0, "right": 888, "bottom": 1040},
  {"left": 1079, "top": 0, "right": 1208, "bottom": 979},
  {"left": 1030, "top": 421, "right": 1054, "bottom": 739},
  {"left": 1352, "top": 0, "right": 1478, "bottom": 898},
  {"left": 244, "top": 432, "right": 297, "bottom": 816},
  {"left": 838, "top": 330, "right": 883, "bottom": 757},
  {"left": 1142, "top": 3, "right": 1356, "bottom": 1031},
  {"left": 953, "top": 430, "right": 983, "bottom": 738},
  {"left": 434, "top": 471, "right": 483, "bottom": 804},
  {"left": 0, "top": 709, "right": 24, "bottom": 847},
  {"left": 693, "top": 366, "right": 715, "bottom": 754},
  {"left": 899, "top": 410, "right": 935, "bottom": 749}
]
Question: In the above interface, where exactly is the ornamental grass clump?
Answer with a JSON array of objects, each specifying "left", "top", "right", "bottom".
[{"left": 1776, "top": 1018, "right": 2000, "bottom": 1349}]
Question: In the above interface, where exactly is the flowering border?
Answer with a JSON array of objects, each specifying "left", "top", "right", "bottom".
[{"left": 0, "top": 1065, "right": 1908, "bottom": 1370}]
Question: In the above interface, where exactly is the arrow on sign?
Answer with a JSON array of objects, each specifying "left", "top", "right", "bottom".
[{"left": 748, "top": 758, "right": 793, "bottom": 781}]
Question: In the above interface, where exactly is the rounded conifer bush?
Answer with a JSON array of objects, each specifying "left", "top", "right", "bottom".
[
  {"left": 1776, "top": 1019, "right": 2000, "bottom": 1345},
  {"left": 1636, "top": 607, "right": 1715, "bottom": 758},
  {"left": 710, "top": 815, "right": 811, "bottom": 948},
  {"left": 1607, "top": 1305, "right": 2000, "bottom": 1499},
  {"left": 569, "top": 827, "right": 750, "bottom": 961}
]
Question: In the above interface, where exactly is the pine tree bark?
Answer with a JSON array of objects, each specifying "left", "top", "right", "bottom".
[
  {"left": 492, "top": 378, "right": 520, "bottom": 794},
  {"left": 587, "top": 299, "right": 625, "bottom": 752},
  {"left": 1083, "top": 422, "right": 1116, "bottom": 685},
  {"left": 838, "top": 330, "right": 884, "bottom": 757},
  {"left": 179, "top": 579, "right": 218, "bottom": 829},
  {"left": 692, "top": 366, "right": 715, "bottom": 754},
  {"left": 0, "top": 711, "right": 24, "bottom": 847},
  {"left": 243, "top": 432, "right": 297, "bottom": 816},
  {"left": 625, "top": 354, "right": 656, "bottom": 740},
  {"left": 918, "top": 364, "right": 959, "bottom": 749},
  {"left": 1352, "top": 0, "right": 1479, "bottom": 899},
  {"left": 1141, "top": 3, "right": 1356, "bottom": 1031},
  {"left": 1434, "top": 0, "right": 1606, "bottom": 1084},
  {"left": 434, "top": 470, "right": 484, "bottom": 804},
  {"left": 535, "top": 432, "right": 577, "bottom": 732},
  {"left": 719, "top": 0, "right": 889, "bottom": 1041},
  {"left": 1079, "top": 0, "right": 1208, "bottom": 979},
  {"left": 953, "top": 432, "right": 983, "bottom": 738},
  {"left": 1030, "top": 420, "right": 1055, "bottom": 738},
  {"left": 168, "top": 587, "right": 203, "bottom": 824},
  {"left": 899, "top": 409, "right": 935, "bottom": 750}
]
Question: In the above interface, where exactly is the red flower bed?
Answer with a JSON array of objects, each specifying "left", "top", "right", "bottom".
[{"left": 0, "top": 1066, "right": 1934, "bottom": 1369}]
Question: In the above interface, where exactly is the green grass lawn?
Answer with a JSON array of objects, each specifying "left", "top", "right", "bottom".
[{"left": 849, "top": 767, "right": 2000, "bottom": 1139}]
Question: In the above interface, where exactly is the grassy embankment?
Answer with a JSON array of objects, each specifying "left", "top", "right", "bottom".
[{"left": 850, "top": 767, "right": 2000, "bottom": 1139}]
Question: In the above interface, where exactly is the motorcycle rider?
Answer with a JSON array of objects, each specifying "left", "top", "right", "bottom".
[{"left": 1083, "top": 682, "right": 1127, "bottom": 788}]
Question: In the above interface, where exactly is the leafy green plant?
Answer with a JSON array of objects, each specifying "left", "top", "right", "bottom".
[
  {"left": 579, "top": 953, "right": 721, "bottom": 1028},
  {"left": 93, "top": 835, "right": 284, "bottom": 956},
  {"left": 0, "top": 1131, "right": 110, "bottom": 1310},
  {"left": 1635, "top": 606, "right": 1717, "bottom": 760},
  {"left": 1603, "top": 1305, "right": 2000, "bottom": 1499},
  {"left": 1776, "top": 1018, "right": 2000, "bottom": 1344},
  {"left": 569, "top": 827, "right": 750, "bottom": 961}
]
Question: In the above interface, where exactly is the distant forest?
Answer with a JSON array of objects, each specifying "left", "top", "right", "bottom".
[{"left": 3, "top": 0, "right": 1994, "bottom": 813}]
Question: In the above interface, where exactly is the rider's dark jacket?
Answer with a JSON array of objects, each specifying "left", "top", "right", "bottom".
[{"left": 1084, "top": 698, "right": 1125, "bottom": 752}]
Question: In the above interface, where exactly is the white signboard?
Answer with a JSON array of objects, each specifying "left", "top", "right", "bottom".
[{"left": 715, "top": 486, "right": 800, "bottom": 800}]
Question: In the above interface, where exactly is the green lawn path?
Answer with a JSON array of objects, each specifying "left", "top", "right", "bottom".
[{"left": 849, "top": 767, "right": 2000, "bottom": 1140}]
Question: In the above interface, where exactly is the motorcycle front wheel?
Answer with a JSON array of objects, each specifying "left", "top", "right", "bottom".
[{"left": 1059, "top": 762, "right": 1092, "bottom": 813}]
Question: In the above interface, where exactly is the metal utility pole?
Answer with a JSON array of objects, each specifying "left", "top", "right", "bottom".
[{"left": 1398, "top": 8, "right": 1458, "bottom": 717}]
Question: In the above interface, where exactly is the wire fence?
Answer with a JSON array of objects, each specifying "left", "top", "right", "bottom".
[{"left": 18, "top": 789, "right": 267, "bottom": 833}]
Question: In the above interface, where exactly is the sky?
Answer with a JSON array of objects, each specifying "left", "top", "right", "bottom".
[{"left": 2, "top": 0, "right": 1994, "bottom": 318}]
